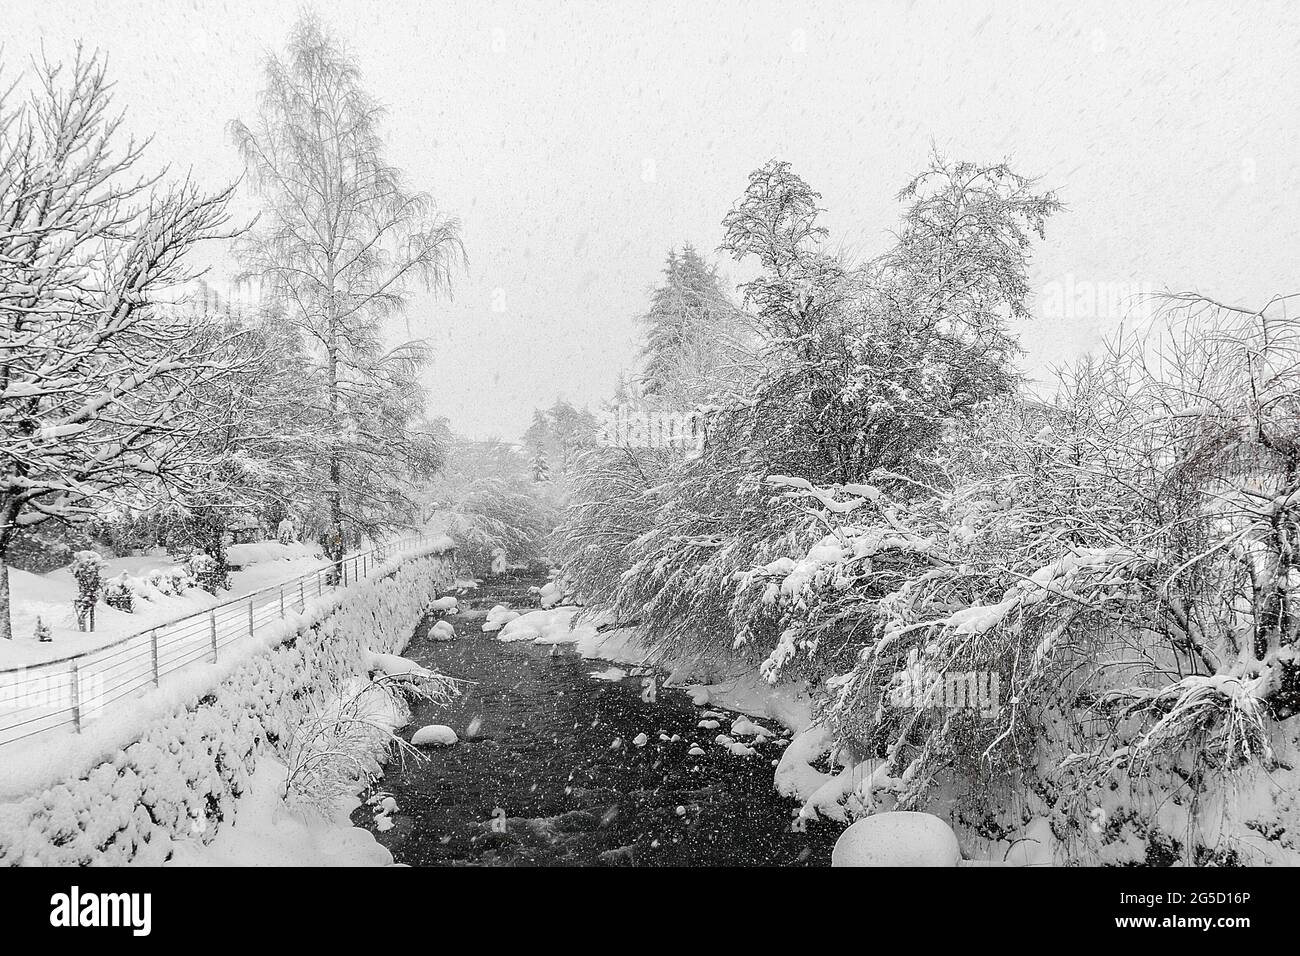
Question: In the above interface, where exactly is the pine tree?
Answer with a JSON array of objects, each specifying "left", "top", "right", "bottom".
[
  {"left": 638, "top": 243, "right": 747, "bottom": 401},
  {"left": 530, "top": 453, "right": 550, "bottom": 483}
]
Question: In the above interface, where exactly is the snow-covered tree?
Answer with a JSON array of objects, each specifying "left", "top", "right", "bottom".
[
  {"left": 558, "top": 155, "right": 1059, "bottom": 671},
  {"left": 520, "top": 399, "right": 598, "bottom": 496},
  {"left": 139, "top": 301, "right": 326, "bottom": 576},
  {"left": 530, "top": 452, "right": 550, "bottom": 483},
  {"left": 419, "top": 435, "right": 556, "bottom": 573},
  {"left": 0, "top": 49, "right": 237, "bottom": 639},
  {"left": 638, "top": 244, "right": 752, "bottom": 404},
  {"left": 717, "top": 155, "right": 1059, "bottom": 485},
  {"left": 231, "top": 13, "right": 462, "bottom": 577},
  {"left": 746, "top": 292, "right": 1300, "bottom": 828}
]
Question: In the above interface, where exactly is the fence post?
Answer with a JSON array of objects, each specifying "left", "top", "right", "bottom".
[
  {"left": 151, "top": 629, "right": 160, "bottom": 685},
  {"left": 69, "top": 662, "right": 81, "bottom": 733},
  {"left": 248, "top": 598, "right": 254, "bottom": 637},
  {"left": 317, "top": 571, "right": 322, "bottom": 596},
  {"left": 279, "top": 586, "right": 285, "bottom": 618},
  {"left": 298, "top": 580, "right": 305, "bottom": 611},
  {"left": 209, "top": 610, "right": 218, "bottom": 662}
]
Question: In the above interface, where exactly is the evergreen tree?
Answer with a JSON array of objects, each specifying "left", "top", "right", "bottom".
[{"left": 638, "top": 243, "right": 749, "bottom": 403}]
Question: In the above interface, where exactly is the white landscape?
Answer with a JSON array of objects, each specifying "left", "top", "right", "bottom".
[{"left": 0, "top": 2, "right": 1295, "bottom": 930}]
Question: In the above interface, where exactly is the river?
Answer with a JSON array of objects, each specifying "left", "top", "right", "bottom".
[{"left": 352, "top": 572, "right": 839, "bottom": 866}]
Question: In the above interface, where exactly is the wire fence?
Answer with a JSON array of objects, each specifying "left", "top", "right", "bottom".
[{"left": 0, "top": 535, "right": 450, "bottom": 750}]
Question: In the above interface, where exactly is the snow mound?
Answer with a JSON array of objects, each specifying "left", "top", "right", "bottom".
[
  {"left": 411, "top": 725, "right": 458, "bottom": 746},
  {"left": 496, "top": 606, "right": 600, "bottom": 646},
  {"left": 365, "top": 651, "right": 431, "bottom": 678},
  {"left": 481, "top": 604, "right": 520, "bottom": 632},
  {"left": 426, "top": 596, "right": 458, "bottom": 613},
  {"left": 430, "top": 620, "right": 455, "bottom": 642},
  {"left": 731, "top": 716, "right": 774, "bottom": 737},
  {"left": 225, "top": 541, "right": 321, "bottom": 568},
  {"left": 831, "top": 812, "right": 961, "bottom": 867}
]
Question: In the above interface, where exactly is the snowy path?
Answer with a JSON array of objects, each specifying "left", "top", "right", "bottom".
[
  {"left": 2, "top": 544, "right": 328, "bottom": 670},
  {"left": 0, "top": 540, "right": 436, "bottom": 750}
]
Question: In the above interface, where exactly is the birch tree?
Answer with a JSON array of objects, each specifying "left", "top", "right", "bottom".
[
  {"left": 231, "top": 13, "right": 462, "bottom": 576},
  {"left": 0, "top": 48, "right": 237, "bottom": 639}
]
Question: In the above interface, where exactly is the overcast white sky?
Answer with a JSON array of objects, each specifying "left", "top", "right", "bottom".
[{"left": 6, "top": 1, "right": 1299, "bottom": 439}]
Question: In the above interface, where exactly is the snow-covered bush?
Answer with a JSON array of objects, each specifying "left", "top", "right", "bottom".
[
  {"left": 282, "top": 669, "right": 457, "bottom": 819},
  {"left": 743, "top": 294, "right": 1300, "bottom": 851},
  {"left": 144, "top": 567, "right": 193, "bottom": 597},
  {"left": 185, "top": 551, "right": 226, "bottom": 594},
  {"left": 167, "top": 566, "right": 198, "bottom": 594},
  {"left": 70, "top": 551, "right": 106, "bottom": 609},
  {"left": 103, "top": 574, "right": 135, "bottom": 613}
]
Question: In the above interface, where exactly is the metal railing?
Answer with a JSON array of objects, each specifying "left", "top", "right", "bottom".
[{"left": 0, "top": 535, "right": 450, "bottom": 750}]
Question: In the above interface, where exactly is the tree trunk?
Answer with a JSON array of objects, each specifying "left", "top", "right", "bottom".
[
  {"left": 326, "top": 281, "right": 344, "bottom": 584},
  {"left": 0, "top": 552, "right": 11, "bottom": 641}
]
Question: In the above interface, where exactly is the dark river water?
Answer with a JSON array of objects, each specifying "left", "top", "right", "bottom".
[{"left": 353, "top": 573, "right": 840, "bottom": 866}]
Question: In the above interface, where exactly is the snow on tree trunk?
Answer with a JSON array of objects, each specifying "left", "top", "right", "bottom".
[{"left": 0, "top": 555, "right": 10, "bottom": 642}]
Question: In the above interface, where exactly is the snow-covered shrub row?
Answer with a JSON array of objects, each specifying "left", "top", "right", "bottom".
[
  {"left": 0, "top": 550, "right": 454, "bottom": 866},
  {"left": 92, "top": 565, "right": 201, "bottom": 615}
]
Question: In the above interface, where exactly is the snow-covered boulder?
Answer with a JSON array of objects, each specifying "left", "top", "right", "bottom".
[
  {"left": 481, "top": 604, "right": 520, "bottom": 632},
  {"left": 430, "top": 620, "right": 455, "bottom": 642},
  {"left": 426, "top": 596, "right": 458, "bottom": 613},
  {"left": 831, "top": 812, "right": 961, "bottom": 867},
  {"left": 731, "top": 716, "right": 774, "bottom": 738},
  {"left": 534, "top": 579, "right": 565, "bottom": 608},
  {"left": 411, "top": 725, "right": 459, "bottom": 746},
  {"left": 496, "top": 606, "right": 600, "bottom": 646}
]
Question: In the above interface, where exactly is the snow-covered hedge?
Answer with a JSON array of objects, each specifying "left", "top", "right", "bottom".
[{"left": 0, "top": 549, "right": 455, "bottom": 866}]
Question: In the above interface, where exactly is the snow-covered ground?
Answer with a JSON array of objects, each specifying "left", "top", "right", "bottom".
[
  {"left": 3, "top": 541, "right": 326, "bottom": 669},
  {"left": 0, "top": 549, "right": 453, "bottom": 864},
  {"left": 0, "top": 537, "right": 453, "bottom": 755},
  {"left": 165, "top": 760, "right": 393, "bottom": 867}
]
